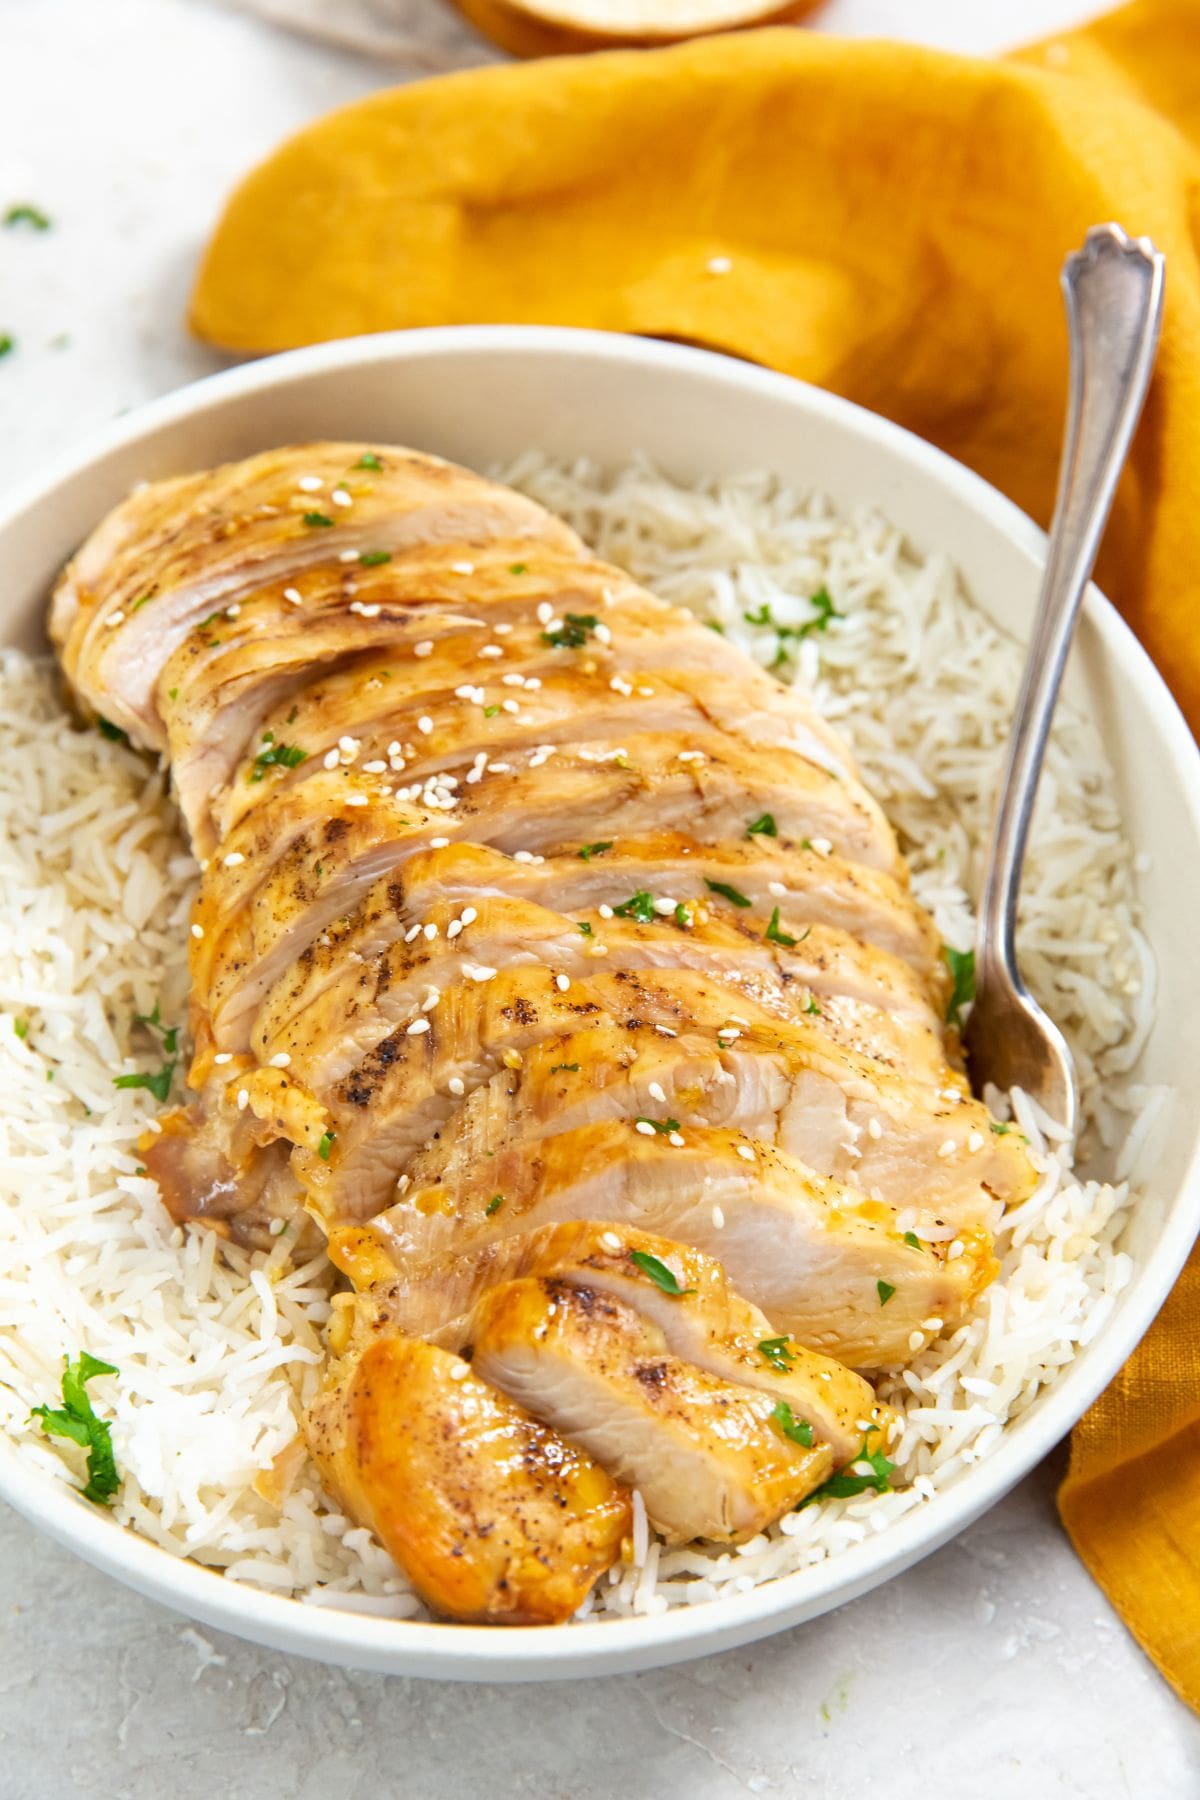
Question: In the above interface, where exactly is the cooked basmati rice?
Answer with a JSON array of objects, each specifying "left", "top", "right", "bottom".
[{"left": 0, "top": 457, "right": 1146, "bottom": 1622}]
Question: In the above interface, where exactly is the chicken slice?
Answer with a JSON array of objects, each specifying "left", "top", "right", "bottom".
[
  {"left": 467, "top": 1278, "right": 834, "bottom": 1542},
  {"left": 304, "top": 1331, "right": 629, "bottom": 1624},
  {"left": 333, "top": 1219, "right": 898, "bottom": 1462},
  {"left": 51, "top": 443, "right": 580, "bottom": 745},
  {"left": 194, "top": 730, "right": 901, "bottom": 1046},
  {"left": 348, "top": 1123, "right": 994, "bottom": 1370},
  {"left": 252, "top": 892, "right": 949, "bottom": 1104}
]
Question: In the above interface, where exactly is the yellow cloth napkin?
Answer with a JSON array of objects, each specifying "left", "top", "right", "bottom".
[{"left": 190, "top": 1, "right": 1200, "bottom": 1709}]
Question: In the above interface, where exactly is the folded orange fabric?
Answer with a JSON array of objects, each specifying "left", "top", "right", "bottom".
[{"left": 190, "top": 0, "right": 1200, "bottom": 1710}]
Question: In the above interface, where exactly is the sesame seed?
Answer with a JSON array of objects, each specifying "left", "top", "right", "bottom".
[
  {"left": 601, "top": 1231, "right": 622, "bottom": 1251},
  {"left": 908, "top": 1331, "right": 925, "bottom": 1352},
  {"left": 222, "top": 851, "right": 244, "bottom": 868},
  {"left": 537, "top": 602, "right": 554, "bottom": 625},
  {"left": 652, "top": 897, "right": 676, "bottom": 916},
  {"left": 921, "top": 1317, "right": 944, "bottom": 1332},
  {"left": 736, "top": 1144, "right": 755, "bottom": 1162},
  {"left": 867, "top": 1117, "right": 883, "bottom": 1140},
  {"left": 331, "top": 487, "right": 352, "bottom": 507},
  {"left": 768, "top": 882, "right": 786, "bottom": 898},
  {"left": 338, "top": 549, "right": 358, "bottom": 564},
  {"left": 451, "top": 560, "right": 474, "bottom": 575},
  {"left": 447, "top": 921, "right": 463, "bottom": 939},
  {"left": 465, "top": 964, "right": 497, "bottom": 982},
  {"left": 283, "top": 587, "right": 302, "bottom": 606},
  {"left": 345, "top": 794, "right": 369, "bottom": 808},
  {"left": 598, "top": 904, "right": 614, "bottom": 920},
  {"left": 190, "top": 923, "right": 204, "bottom": 939},
  {"left": 502, "top": 699, "right": 520, "bottom": 715},
  {"left": 968, "top": 1131, "right": 985, "bottom": 1153},
  {"left": 225, "top": 603, "right": 241, "bottom": 619},
  {"left": 461, "top": 907, "right": 477, "bottom": 925},
  {"left": 524, "top": 678, "right": 541, "bottom": 691},
  {"left": 610, "top": 677, "right": 633, "bottom": 696},
  {"left": 417, "top": 716, "right": 433, "bottom": 735},
  {"left": 494, "top": 622, "right": 513, "bottom": 636},
  {"left": 707, "top": 255, "right": 732, "bottom": 274},
  {"left": 414, "top": 641, "right": 433, "bottom": 657},
  {"left": 712, "top": 1205, "right": 725, "bottom": 1228},
  {"left": 948, "top": 1239, "right": 965, "bottom": 1260},
  {"left": 448, "top": 1076, "right": 465, "bottom": 1096},
  {"left": 106, "top": 612, "right": 124, "bottom": 629},
  {"left": 502, "top": 673, "right": 524, "bottom": 687},
  {"left": 348, "top": 601, "right": 381, "bottom": 618},
  {"left": 449, "top": 1361, "right": 469, "bottom": 1382},
  {"left": 213, "top": 1052, "right": 233, "bottom": 1066},
  {"left": 810, "top": 837, "right": 833, "bottom": 856},
  {"left": 648, "top": 1082, "right": 667, "bottom": 1103},
  {"left": 668, "top": 1132, "right": 685, "bottom": 1148},
  {"left": 407, "top": 1018, "right": 431, "bottom": 1035},
  {"left": 362, "top": 760, "right": 387, "bottom": 774},
  {"left": 656, "top": 1025, "right": 677, "bottom": 1037},
  {"left": 677, "top": 750, "right": 705, "bottom": 763},
  {"left": 635, "top": 1121, "right": 655, "bottom": 1136},
  {"left": 479, "top": 645, "right": 504, "bottom": 658},
  {"left": 405, "top": 924, "right": 421, "bottom": 943},
  {"left": 430, "top": 836, "right": 450, "bottom": 849},
  {"left": 555, "top": 973, "right": 570, "bottom": 992},
  {"left": 297, "top": 475, "right": 323, "bottom": 491},
  {"left": 236, "top": 1088, "right": 249, "bottom": 1111},
  {"left": 937, "top": 1139, "right": 957, "bottom": 1159}
]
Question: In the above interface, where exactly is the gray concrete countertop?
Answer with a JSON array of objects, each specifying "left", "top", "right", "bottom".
[{"left": 3, "top": 2, "right": 1198, "bottom": 1793}]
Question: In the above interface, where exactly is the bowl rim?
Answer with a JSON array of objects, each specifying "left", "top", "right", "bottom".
[{"left": 3, "top": 322, "right": 1199, "bottom": 1679}]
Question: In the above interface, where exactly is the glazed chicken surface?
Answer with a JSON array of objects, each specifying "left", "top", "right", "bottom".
[{"left": 51, "top": 443, "right": 1035, "bottom": 1624}]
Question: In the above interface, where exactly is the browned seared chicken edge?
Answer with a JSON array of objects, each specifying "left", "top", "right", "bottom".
[{"left": 51, "top": 443, "right": 1036, "bottom": 1625}]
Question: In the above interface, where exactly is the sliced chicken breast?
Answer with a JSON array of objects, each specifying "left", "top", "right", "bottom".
[
  {"left": 345, "top": 1123, "right": 995, "bottom": 1370},
  {"left": 468, "top": 1277, "right": 835, "bottom": 1542},
  {"left": 305, "top": 1331, "right": 630, "bottom": 1623}
]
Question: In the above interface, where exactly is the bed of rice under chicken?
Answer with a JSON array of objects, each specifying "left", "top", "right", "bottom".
[{"left": 0, "top": 458, "right": 1150, "bottom": 1622}]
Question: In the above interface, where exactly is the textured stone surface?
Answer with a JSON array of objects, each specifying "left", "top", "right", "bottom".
[{"left": 2, "top": 2, "right": 1198, "bottom": 1793}]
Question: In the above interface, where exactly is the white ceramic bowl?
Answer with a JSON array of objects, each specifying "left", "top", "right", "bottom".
[{"left": 2, "top": 327, "right": 1198, "bottom": 1682}]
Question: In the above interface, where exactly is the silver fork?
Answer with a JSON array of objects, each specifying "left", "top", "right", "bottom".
[{"left": 964, "top": 223, "right": 1164, "bottom": 1135}]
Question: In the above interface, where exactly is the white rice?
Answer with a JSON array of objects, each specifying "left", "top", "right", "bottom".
[{"left": 0, "top": 457, "right": 1148, "bottom": 1622}]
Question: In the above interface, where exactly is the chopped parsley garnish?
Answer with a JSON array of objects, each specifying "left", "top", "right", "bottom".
[
  {"left": 757, "top": 1337, "right": 796, "bottom": 1373},
  {"left": 576, "top": 921, "right": 593, "bottom": 935},
  {"left": 636, "top": 1117, "right": 681, "bottom": 1135},
  {"left": 97, "top": 716, "right": 129, "bottom": 745},
  {"left": 133, "top": 1001, "right": 179, "bottom": 1056},
  {"left": 744, "top": 587, "right": 842, "bottom": 648},
  {"left": 704, "top": 878, "right": 751, "bottom": 908},
  {"left": 542, "top": 612, "right": 599, "bottom": 649},
  {"left": 130, "top": 593, "right": 154, "bottom": 612},
  {"left": 629, "top": 1249, "right": 695, "bottom": 1296},
  {"left": 673, "top": 902, "right": 693, "bottom": 930},
  {"left": 903, "top": 1231, "right": 921, "bottom": 1249},
  {"left": 13, "top": 1017, "right": 28, "bottom": 1039},
  {"left": 286, "top": 704, "right": 299, "bottom": 724},
  {"left": 358, "top": 550, "right": 391, "bottom": 567},
  {"left": 167, "top": 688, "right": 178, "bottom": 702},
  {"left": 317, "top": 1130, "right": 335, "bottom": 1161},
  {"left": 705, "top": 620, "right": 725, "bottom": 634},
  {"left": 486, "top": 1194, "right": 504, "bottom": 1216},
  {"left": 578, "top": 841, "right": 612, "bottom": 861},
  {"left": 990, "top": 1120, "right": 1013, "bottom": 1135},
  {"left": 801, "top": 1441, "right": 895, "bottom": 1506},
  {"left": 550, "top": 1062, "right": 580, "bottom": 1073},
  {"left": 805, "top": 998, "right": 822, "bottom": 1016},
  {"left": 354, "top": 452, "right": 383, "bottom": 470},
  {"left": 943, "top": 945, "right": 976, "bottom": 1028},
  {"left": 29, "top": 1353, "right": 120, "bottom": 1506},
  {"left": 509, "top": 562, "right": 527, "bottom": 575},
  {"left": 250, "top": 739, "right": 307, "bottom": 782},
  {"left": 302, "top": 511, "right": 334, "bottom": 529},
  {"left": 483, "top": 705, "right": 500, "bottom": 718},
  {"left": 113, "top": 1059, "right": 176, "bottom": 1104},
  {"left": 765, "top": 907, "right": 796, "bottom": 947},
  {"left": 747, "top": 813, "right": 777, "bottom": 838},
  {"left": 771, "top": 1400, "right": 815, "bottom": 1448},
  {"left": 877, "top": 1279, "right": 896, "bottom": 1306},
  {"left": 0, "top": 335, "right": 13, "bottom": 359},
  {"left": 613, "top": 890, "right": 656, "bottom": 923},
  {"left": 5, "top": 204, "right": 51, "bottom": 230}
]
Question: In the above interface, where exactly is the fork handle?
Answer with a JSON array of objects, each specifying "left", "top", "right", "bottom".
[{"left": 975, "top": 223, "right": 1165, "bottom": 983}]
